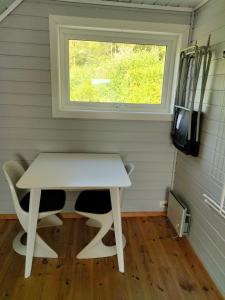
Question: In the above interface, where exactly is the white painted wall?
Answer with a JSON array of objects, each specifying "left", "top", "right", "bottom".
[
  {"left": 0, "top": 0, "right": 190, "bottom": 213},
  {"left": 174, "top": 0, "right": 225, "bottom": 296}
]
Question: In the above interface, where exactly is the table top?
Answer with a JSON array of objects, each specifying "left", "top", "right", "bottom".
[{"left": 16, "top": 153, "right": 131, "bottom": 189}]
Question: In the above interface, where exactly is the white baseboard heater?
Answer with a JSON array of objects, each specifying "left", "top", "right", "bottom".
[{"left": 167, "top": 192, "right": 191, "bottom": 237}]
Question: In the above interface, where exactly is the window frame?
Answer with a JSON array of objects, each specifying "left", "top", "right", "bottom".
[{"left": 49, "top": 15, "right": 189, "bottom": 120}]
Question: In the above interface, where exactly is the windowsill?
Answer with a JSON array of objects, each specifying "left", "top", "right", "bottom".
[{"left": 53, "top": 109, "right": 173, "bottom": 121}]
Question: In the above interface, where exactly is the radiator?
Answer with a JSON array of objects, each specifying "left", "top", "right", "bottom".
[{"left": 167, "top": 192, "right": 191, "bottom": 237}]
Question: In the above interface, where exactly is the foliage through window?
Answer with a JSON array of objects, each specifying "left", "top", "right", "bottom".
[
  {"left": 49, "top": 15, "right": 182, "bottom": 119},
  {"left": 69, "top": 40, "right": 166, "bottom": 105}
]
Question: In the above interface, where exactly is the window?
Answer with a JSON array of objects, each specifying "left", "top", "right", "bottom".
[{"left": 50, "top": 15, "right": 187, "bottom": 120}]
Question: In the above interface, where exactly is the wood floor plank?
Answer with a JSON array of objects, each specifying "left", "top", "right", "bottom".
[
  {"left": 135, "top": 217, "right": 187, "bottom": 300},
  {"left": 122, "top": 219, "right": 150, "bottom": 300},
  {"left": 0, "top": 217, "right": 223, "bottom": 300},
  {"left": 150, "top": 217, "right": 224, "bottom": 300},
  {"left": 141, "top": 217, "right": 200, "bottom": 300},
  {"left": 177, "top": 236, "right": 224, "bottom": 300},
  {"left": 126, "top": 218, "right": 168, "bottom": 300}
]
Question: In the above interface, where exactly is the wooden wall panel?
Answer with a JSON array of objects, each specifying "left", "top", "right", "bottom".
[{"left": 0, "top": 0, "right": 191, "bottom": 213}]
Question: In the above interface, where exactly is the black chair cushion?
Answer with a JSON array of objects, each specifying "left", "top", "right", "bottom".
[
  {"left": 20, "top": 190, "right": 66, "bottom": 213},
  {"left": 75, "top": 190, "right": 112, "bottom": 214}
]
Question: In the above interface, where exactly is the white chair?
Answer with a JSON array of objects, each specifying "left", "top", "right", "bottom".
[
  {"left": 74, "top": 163, "right": 134, "bottom": 259},
  {"left": 2, "top": 161, "right": 66, "bottom": 258}
]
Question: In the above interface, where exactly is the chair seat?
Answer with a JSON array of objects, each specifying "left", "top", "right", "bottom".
[
  {"left": 75, "top": 190, "right": 112, "bottom": 214},
  {"left": 20, "top": 190, "right": 65, "bottom": 213}
]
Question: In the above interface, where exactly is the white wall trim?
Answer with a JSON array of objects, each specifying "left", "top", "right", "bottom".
[
  {"left": 170, "top": 149, "right": 178, "bottom": 191},
  {"left": 188, "top": 11, "right": 195, "bottom": 45},
  {"left": 59, "top": 0, "right": 193, "bottom": 12},
  {"left": 194, "top": 0, "right": 209, "bottom": 11},
  {"left": 0, "top": 0, "right": 24, "bottom": 23}
]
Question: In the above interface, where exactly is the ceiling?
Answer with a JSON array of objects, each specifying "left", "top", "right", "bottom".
[
  {"left": 102, "top": 0, "right": 204, "bottom": 9},
  {"left": 0, "top": 0, "right": 15, "bottom": 14},
  {"left": 0, "top": 0, "right": 207, "bottom": 22}
]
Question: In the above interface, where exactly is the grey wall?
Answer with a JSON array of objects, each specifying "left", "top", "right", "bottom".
[
  {"left": 0, "top": 0, "right": 191, "bottom": 213},
  {"left": 173, "top": 0, "right": 225, "bottom": 296}
]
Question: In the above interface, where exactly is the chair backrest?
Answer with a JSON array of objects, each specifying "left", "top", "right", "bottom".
[
  {"left": 125, "top": 163, "right": 135, "bottom": 178},
  {"left": 2, "top": 161, "right": 27, "bottom": 213},
  {"left": 120, "top": 163, "right": 135, "bottom": 202}
]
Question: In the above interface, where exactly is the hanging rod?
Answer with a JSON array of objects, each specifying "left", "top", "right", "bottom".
[
  {"left": 174, "top": 105, "right": 191, "bottom": 112},
  {"left": 181, "top": 45, "right": 210, "bottom": 56},
  {"left": 181, "top": 45, "right": 198, "bottom": 53}
]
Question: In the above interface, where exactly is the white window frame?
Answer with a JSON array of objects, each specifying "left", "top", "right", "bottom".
[{"left": 49, "top": 15, "right": 189, "bottom": 120}]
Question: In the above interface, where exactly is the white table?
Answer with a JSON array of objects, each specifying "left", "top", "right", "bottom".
[{"left": 16, "top": 153, "right": 131, "bottom": 278}]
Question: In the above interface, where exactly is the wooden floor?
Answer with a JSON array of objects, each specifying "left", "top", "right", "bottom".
[{"left": 0, "top": 216, "right": 223, "bottom": 300}]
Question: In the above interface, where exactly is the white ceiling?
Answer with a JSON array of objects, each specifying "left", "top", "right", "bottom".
[
  {"left": 102, "top": 0, "right": 204, "bottom": 8},
  {"left": 0, "top": 0, "right": 206, "bottom": 21},
  {"left": 0, "top": 0, "right": 15, "bottom": 14}
]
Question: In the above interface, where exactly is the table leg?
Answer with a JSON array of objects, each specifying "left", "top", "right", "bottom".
[
  {"left": 25, "top": 188, "right": 41, "bottom": 278},
  {"left": 110, "top": 187, "right": 124, "bottom": 273}
]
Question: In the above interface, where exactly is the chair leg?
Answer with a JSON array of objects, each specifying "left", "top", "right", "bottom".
[
  {"left": 85, "top": 218, "right": 101, "bottom": 228},
  {"left": 13, "top": 229, "right": 58, "bottom": 258},
  {"left": 86, "top": 218, "right": 114, "bottom": 232},
  {"left": 77, "top": 214, "right": 126, "bottom": 259},
  {"left": 38, "top": 215, "right": 63, "bottom": 228}
]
